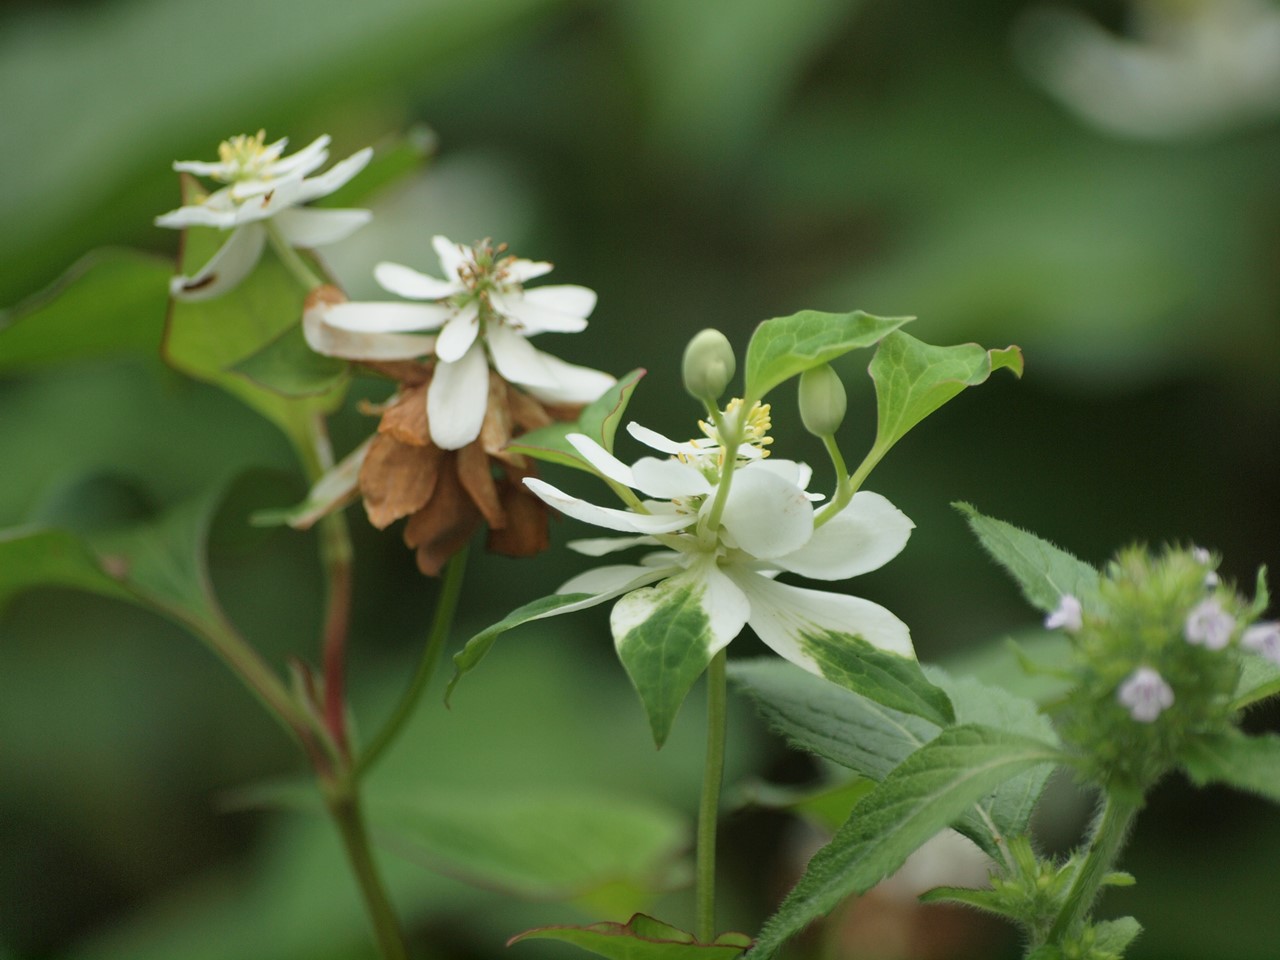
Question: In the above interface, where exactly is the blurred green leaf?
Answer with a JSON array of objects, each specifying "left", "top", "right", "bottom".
[
  {"left": 232, "top": 324, "right": 350, "bottom": 398},
  {"left": 511, "top": 913, "right": 750, "bottom": 959},
  {"left": 751, "top": 725, "right": 1063, "bottom": 958},
  {"left": 1182, "top": 730, "right": 1280, "bottom": 805},
  {"left": 510, "top": 368, "right": 645, "bottom": 470},
  {"left": 315, "top": 125, "right": 438, "bottom": 211},
  {"left": 1093, "top": 916, "right": 1143, "bottom": 953},
  {"left": 867, "top": 332, "right": 1022, "bottom": 467},
  {"left": 0, "top": 249, "right": 170, "bottom": 373},
  {"left": 0, "top": 528, "right": 133, "bottom": 614},
  {"left": 743, "top": 310, "right": 909, "bottom": 403},
  {"left": 954, "top": 502, "right": 1101, "bottom": 614},
  {"left": 1234, "top": 654, "right": 1280, "bottom": 710}
]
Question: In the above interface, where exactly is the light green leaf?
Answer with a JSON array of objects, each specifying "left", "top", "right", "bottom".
[
  {"left": 511, "top": 914, "right": 751, "bottom": 960},
  {"left": 509, "top": 368, "right": 644, "bottom": 471},
  {"left": 797, "top": 630, "right": 954, "bottom": 727},
  {"left": 0, "top": 528, "right": 133, "bottom": 614},
  {"left": 447, "top": 592, "right": 597, "bottom": 703},
  {"left": 614, "top": 571, "right": 720, "bottom": 748},
  {"left": 0, "top": 248, "right": 170, "bottom": 373},
  {"left": 743, "top": 310, "right": 910, "bottom": 402},
  {"left": 367, "top": 787, "right": 688, "bottom": 906},
  {"left": 231, "top": 323, "right": 350, "bottom": 398},
  {"left": 868, "top": 331, "right": 1022, "bottom": 464},
  {"left": 1182, "top": 730, "right": 1280, "bottom": 804},
  {"left": 1234, "top": 654, "right": 1280, "bottom": 710},
  {"left": 954, "top": 502, "right": 1101, "bottom": 613},
  {"left": 751, "top": 725, "right": 1062, "bottom": 958},
  {"left": 1093, "top": 916, "right": 1142, "bottom": 953}
]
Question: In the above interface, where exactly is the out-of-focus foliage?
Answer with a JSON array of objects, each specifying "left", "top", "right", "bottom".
[{"left": 3, "top": 0, "right": 1279, "bottom": 957}]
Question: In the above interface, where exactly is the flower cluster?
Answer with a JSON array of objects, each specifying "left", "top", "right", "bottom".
[{"left": 156, "top": 132, "right": 372, "bottom": 300}]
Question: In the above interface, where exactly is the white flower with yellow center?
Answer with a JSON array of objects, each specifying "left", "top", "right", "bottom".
[
  {"left": 518, "top": 401, "right": 915, "bottom": 736},
  {"left": 304, "top": 236, "right": 615, "bottom": 450},
  {"left": 156, "top": 131, "right": 372, "bottom": 300}
]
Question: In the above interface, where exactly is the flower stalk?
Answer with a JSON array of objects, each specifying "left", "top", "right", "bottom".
[
  {"left": 1044, "top": 792, "right": 1141, "bottom": 946},
  {"left": 696, "top": 649, "right": 729, "bottom": 943}
]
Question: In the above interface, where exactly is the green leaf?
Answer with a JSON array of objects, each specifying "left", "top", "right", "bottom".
[
  {"left": 511, "top": 914, "right": 751, "bottom": 960},
  {"left": 230, "top": 322, "right": 349, "bottom": 398},
  {"left": 954, "top": 502, "right": 1101, "bottom": 613},
  {"left": 613, "top": 566, "right": 720, "bottom": 747},
  {"left": 1234, "top": 653, "right": 1280, "bottom": 710},
  {"left": 797, "top": 630, "right": 954, "bottom": 727},
  {"left": 743, "top": 309, "right": 909, "bottom": 402},
  {"left": 751, "top": 725, "right": 1062, "bottom": 958},
  {"left": 1182, "top": 730, "right": 1280, "bottom": 804},
  {"left": 918, "top": 884, "right": 1017, "bottom": 920},
  {"left": 0, "top": 248, "right": 171, "bottom": 373},
  {"left": 1092, "top": 916, "right": 1142, "bottom": 953},
  {"left": 314, "top": 124, "right": 437, "bottom": 210},
  {"left": 162, "top": 178, "right": 346, "bottom": 457},
  {"left": 868, "top": 331, "right": 1023, "bottom": 464},
  {"left": 509, "top": 368, "right": 644, "bottom": 471},
  {"left": 0, "top": 528, "right": 133, "bottom": 613},
  {"left": 366, "top": 787, "right": 688, "bottom": 907},
  {"left": 447, "top": 592, "right": 599, "bottom": 703}
]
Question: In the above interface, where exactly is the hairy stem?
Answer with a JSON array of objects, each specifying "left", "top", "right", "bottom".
[
  {"left": 355, "top": 547, "right": 469, "bottom": 777},
  {"left": 696, "top": 649, "right": 729, "bottom": 942},
  {"left": 1045, "top": 792, "right": 1141, "bottom": 945}
]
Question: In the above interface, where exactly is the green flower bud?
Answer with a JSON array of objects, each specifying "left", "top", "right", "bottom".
[
  {"left": 798, "top": 364, "right": 847, "bottom": 436},
  {"left": 682, "top": 328, "right": 736, "bottom": 402}
]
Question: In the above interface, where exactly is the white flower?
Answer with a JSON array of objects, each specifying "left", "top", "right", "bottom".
[
  {"left": 1116, "top": 665, "right": 1174, "bottom": 723},
  {"left": 1184, "top": 597, "right": 1235, "bottom": 650},
  {"left": 1243, "top": 622, "right": 1280, "bottom": 665},
  {"left": 518, "top": 404, "right": 916, "bottom": 678},
  {"left": 1045, "top": 594, "right": 1083, "bottom": 632},
  {"left": 305, "top": 236, "right": 615, "bottom": 450},
  {"left": 156, "top": 131, "right": 372, "bottom": 301}
]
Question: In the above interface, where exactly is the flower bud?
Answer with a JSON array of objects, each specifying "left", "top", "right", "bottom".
[
  {"left": 682, "top": 329, "right": 736, "bottom": 402},
  {"left": 798, "top": 364, "right": 847, "bottom": 436}
]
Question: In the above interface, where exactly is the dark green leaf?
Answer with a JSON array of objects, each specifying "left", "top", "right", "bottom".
[
  {"left": 509, "top": 368, "right": 644, "bottom": 471},
  {"left": 231, "top": 322, "right": 349, "bottom": 398},
  {"left": 1182, "top": 730, "right": 1280, "bottom": 804},
  {"left": 751, "top": 725, "right": 1062, "bottom": 958},
  {"left": 743, "top": 310, "right": 909, "bottom": 401},
  {"left": 0, "top": 248, "right": 170, "bottom": 373},
  {"left": 511, "top": 914, "right": 751, "bottom": 960},
  {"left": 954, "top": 502, "right": 1101, "bottom": 613}
]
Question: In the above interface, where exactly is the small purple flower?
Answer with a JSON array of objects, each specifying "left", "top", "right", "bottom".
[
  {"left": 1117, "top": 666, "right": 1175, "bottom": 723},
  {"left": 1045, "top": 594, "right": 1083, "bottom": 632},
  {"left": 1191, "top": 546, "right": 1219, "bottom": 587},
  {"left": 1184, "top": 597, "right": 1235, "bottom": 650},
  {"left": 1243, "top": 622, "right": 1280, "bottom": 665}
]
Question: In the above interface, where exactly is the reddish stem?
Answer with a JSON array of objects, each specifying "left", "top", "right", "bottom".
[{"left": 321, "top": 555, "right": 354, "bottom": 758}]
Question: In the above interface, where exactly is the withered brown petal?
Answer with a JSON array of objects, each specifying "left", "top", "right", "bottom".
[
  {"left": 456, "top": 440, "right": 507, "bottom": 529},
  {"left": 378, "top": 383, "right": 431, "bottom": 446},
  {"left": 404, "top": 456, "right": 482, "bottom": 576},
  {"left": 487, "top": 473, "right": 551, "bottom": 558},
  {"left": 358, "top": 359, "right": 433, "bottom": 386},
  {"left": 480, "top": 373, "right": 514, "bottom": 456},
  {"left": 507, "top": 383, "right": 556, "bottom": 433},
  {"left": 359, "top": 433, "right": 443, "bottom": 529}
]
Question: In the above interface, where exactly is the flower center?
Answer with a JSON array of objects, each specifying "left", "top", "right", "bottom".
[
  {"left": 215, "top": 130, "right": 283, "bottom": 183},
  {"left": 456, "top": 239, "right": 523, "bottom": 327}
]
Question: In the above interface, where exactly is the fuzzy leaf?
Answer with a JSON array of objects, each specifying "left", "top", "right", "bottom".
[
  {"left": 510, "top": 368, "right": 645, "bottom": 471},
  {"left": 751, "top": 725, "right": 1062, "bottom": 958},
  {"left": 1093, "top": 916, "right": 1142, "bottom": 953},
  {"left": 868, "top": 332, "right": 1022, "bottom": 464},
  {"left": 799, "top": 631, "right": 954, "bottom": 727},
  {"left": 743, "top": 309, "right": 909, "bottom": 401},
  {"left": 954, "top": 502, "right": 1101, "bottom": 613},
  {"left": 511, "top": 914, "right": 751, "bottom": 960},
  {"left": 1234, "top": 653, "right": 1280, "bottom": 710},
  {"left": 1182, "top": 730, "right": 1280, "bottom": 804}
]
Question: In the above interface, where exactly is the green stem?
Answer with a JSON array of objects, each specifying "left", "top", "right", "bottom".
[
  {"left": 696, "top": 650, "right": 728, "bottom": 943},
  {"left": 813, "top": 434, "right": 852, "bottom": 529},
  {"left": 326, "top": 783, "right": 410, "bottom": 960},
  {"left": 266, "top": 220, "right": 325, "bottom": 291},
  {"left": 355, "top": 547, "right": 469, "bottom": 778},
  {"left": 1045, "top": 793, "right": 1141, "bottom": 944},
  {"left": 700, "top": 408, "right": 743, "bottom": 542}
]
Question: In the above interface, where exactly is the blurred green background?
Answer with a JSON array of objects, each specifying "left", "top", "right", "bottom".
[{"left": 3, "top": 0, "right": 1279, "bottom": 957}]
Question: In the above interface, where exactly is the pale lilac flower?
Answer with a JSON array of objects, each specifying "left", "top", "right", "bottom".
[
  {"left": 1191, "top": 546, "right": 1220, "bottom": 587},
  {"left": 1045, "top": 594, "right": 1083, "bottom": 632},
  {"left": 1117, "top": 666, "right": 1174, "bottom": 723},
  {"left": 1184, "top": 597, "right": 1235, "bottom": 650},
  {"left": 305, "top": 236, "right": 614, "bottom": 450},
  {"left": 1243, "top": 622, "right": 1280, "bottom": 665},
  {"left": 156, "top": 131, "right": 372, "bottom": 300}
]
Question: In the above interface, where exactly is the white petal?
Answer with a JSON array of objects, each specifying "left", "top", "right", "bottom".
[
  {"left": 303, "top": 305, "right": 436, "bottom": 361},
  {"left": 285, "top": 436, "right": 372, "bottom": 529},
  {"left": 433, "top": 235, "right": 469, "bottom": 282},
  {"left": 292, "top": 147, "right": 374, "bottom": 204},
  {"left": 626, "top": 422, "right": 693, "bottom": 455},
  {"left": 495, "top": 287, "right": 593, "bottom": 334},
  {"left": 524, "top": 565, "right": 673, "bottom": 622},
  {"left": 559, "top": 564, "right": 658, "bottom": 596},
  {"left": 374, "top": 261, "right": 464, "bottom": 300},
  {"left": 522, "top": 478, "right": 696, "bottom": 534},
  {"left": 172, "top": 158, "right": 227, "bottom": 176},
  {"left": 427, "top": 344, "right": 490, "bottom": 450},
  {"left": 505, "top": 257, "right": 554, "bottom": 283},
  {"left": 568, "top": 536, "right": 658, "bottom": 556},
  {"left": 729, "top": 570, "right": 915, "bottom": 667},
  {"left": 611, "top": 556, "right": 749, "bottom": 659},
  {"left": 746, "top": 459, "right": 809, "bottom": 489},
  {"left": 716, "top": 468, "right": 814, "bottom": 560},
  {"left": 170, "top": 224, "right": 266, "bottom": 301},
  {"left": 274, "top": 207, "right": 371, "bottom": 247},
  {"left": 270, "top": 134, "right": 331, "bottom": 178},
  {"left": 523, "top": 284, "right": 597, "bottom": 318},
  {"left": 487, "top": 322, "right": 560, "bottom": 387},
  {"left": 322, "top": 301, "right": 452, "bottom": 333},
  {"left": 519, "top": 349, "right": 616, "bottom": 405},
  {"left": 434, "top": 302, "right": 481, "bottom": 363},
  {"left": 630, "top": 457, "right": 712, "bottom": 499},
  {"left": 775, "top": 491, "right": 914, "bottom": 580},
  {"left": 155, "top": 203, "right": 238, "bottom": 230},
  {"left": 566, "top": 433, "right": 635, "bottom": 486}
]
